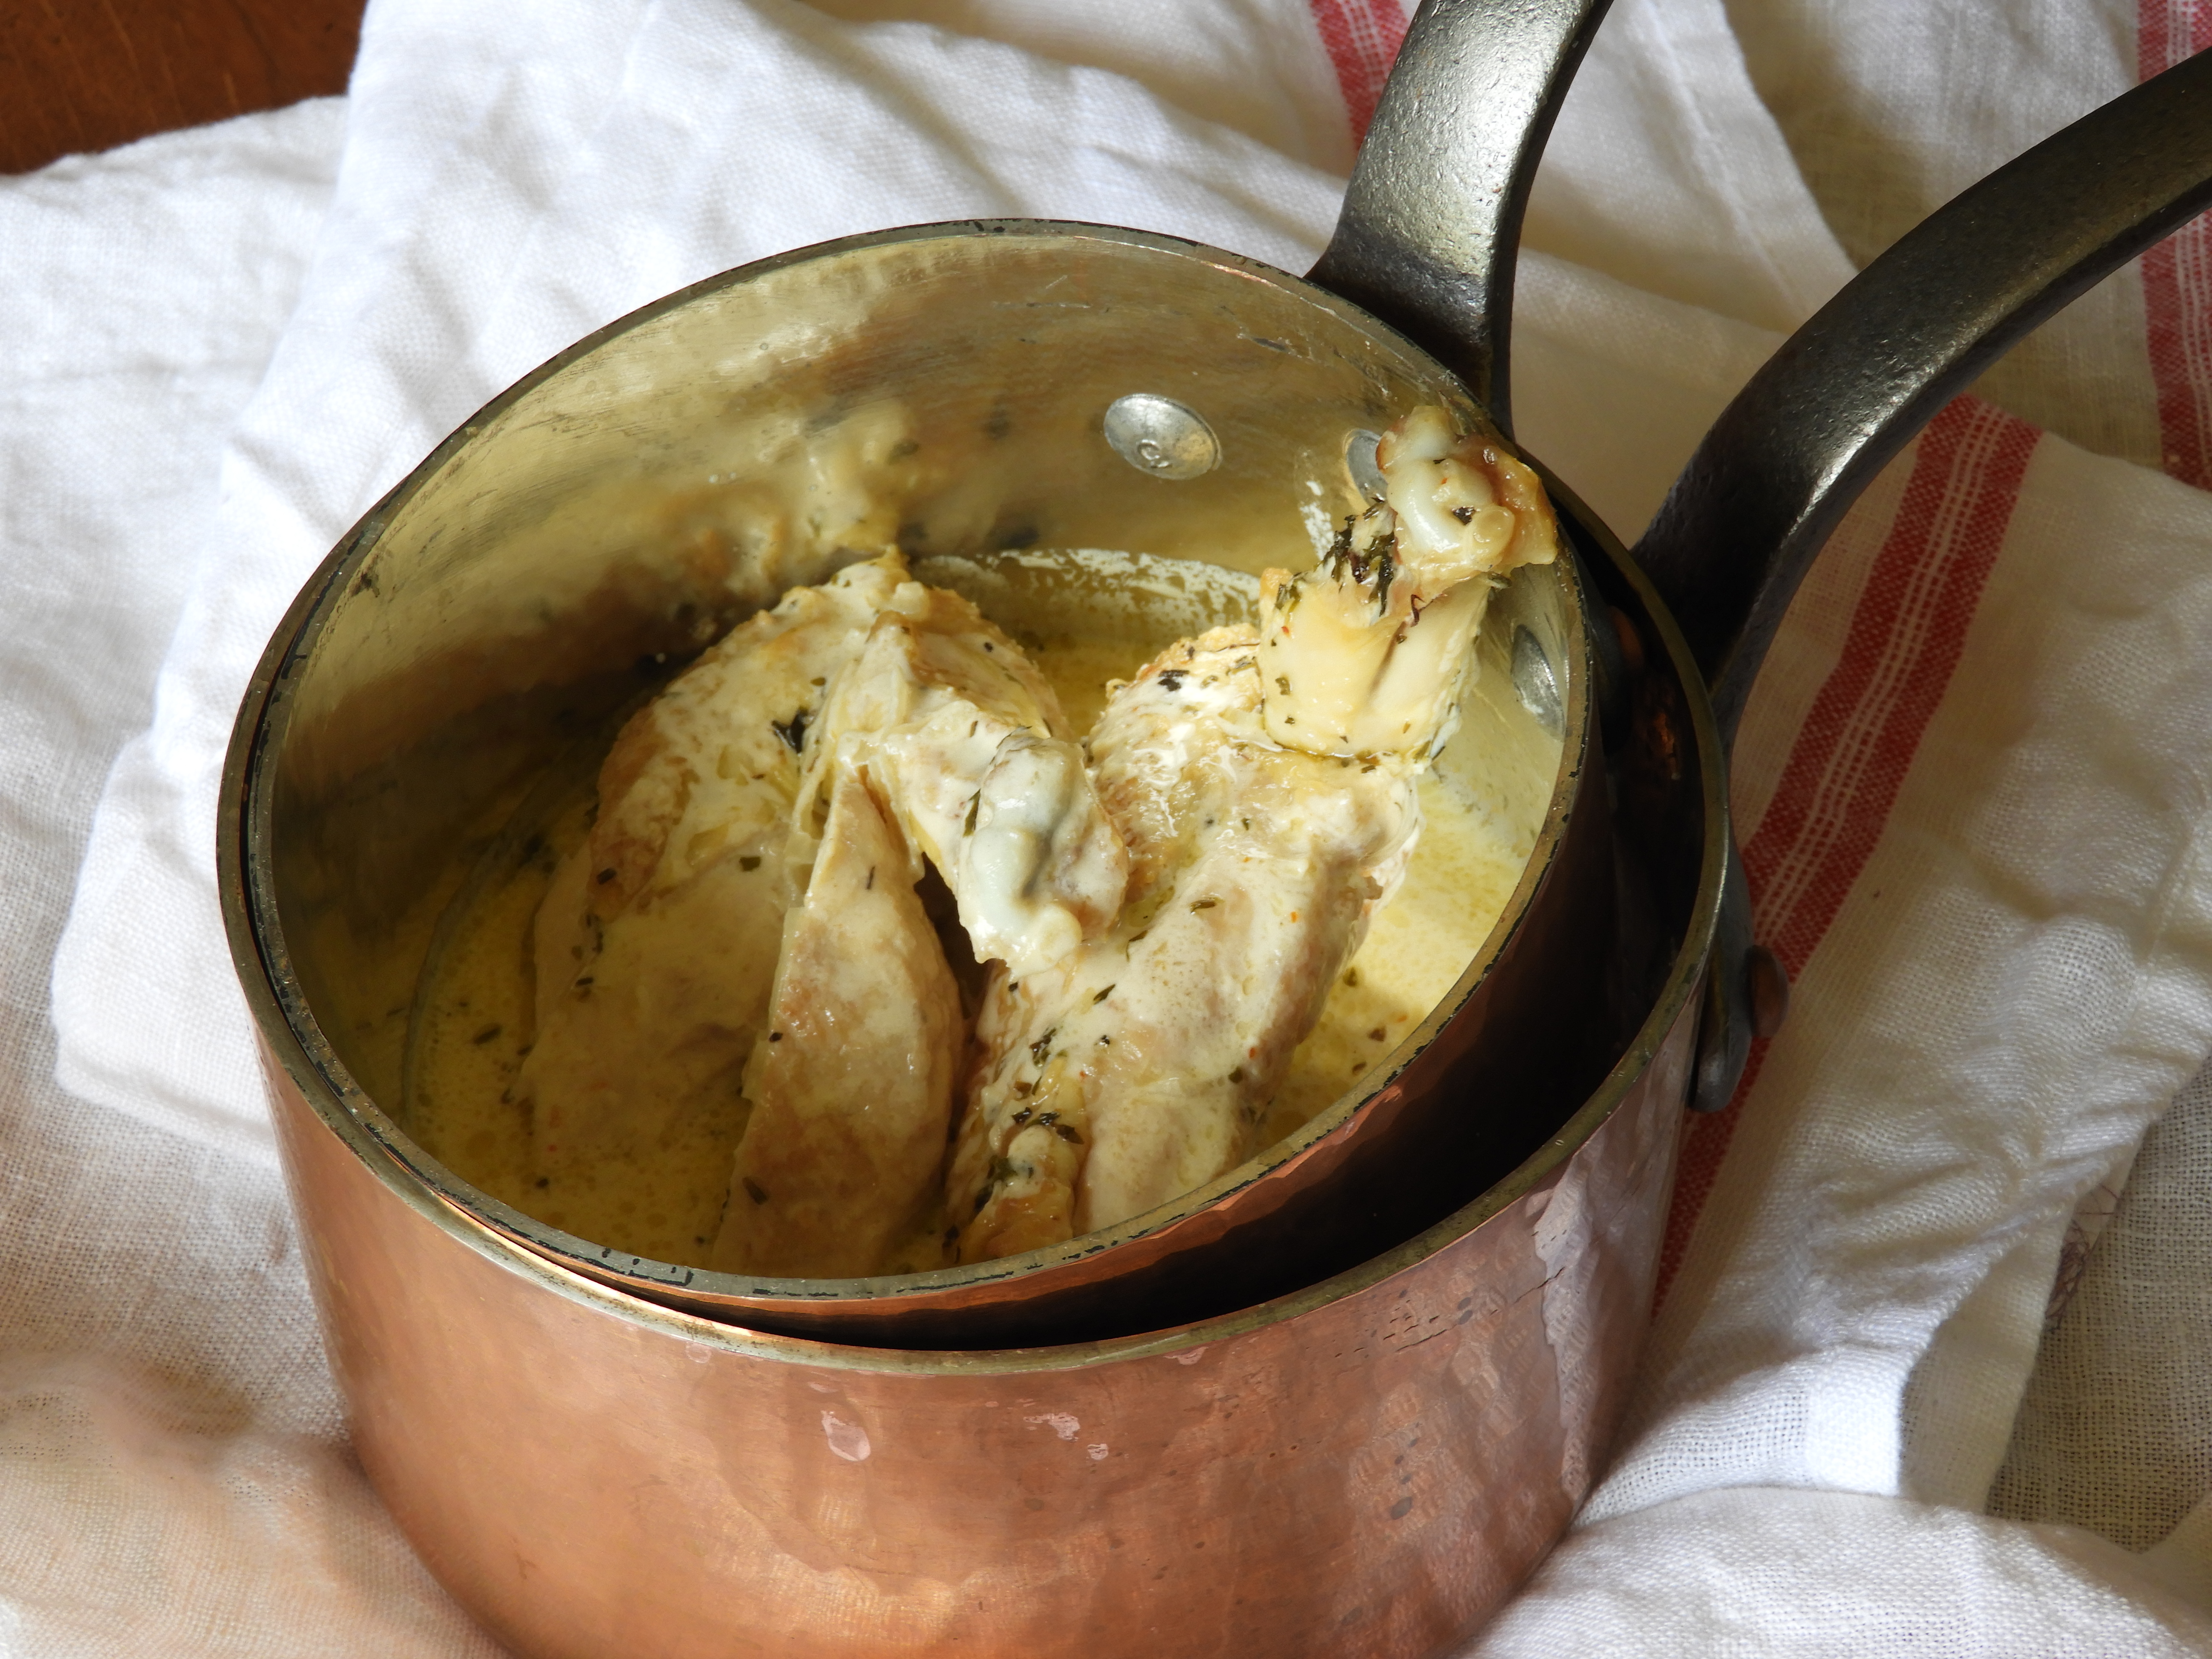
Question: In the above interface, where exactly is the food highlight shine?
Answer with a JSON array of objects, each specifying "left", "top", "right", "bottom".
[{"left": 406, "top": 405, "right": 1561, "bottom": 1279}]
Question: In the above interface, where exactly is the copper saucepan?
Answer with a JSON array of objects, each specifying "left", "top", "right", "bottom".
[{"left": 221, "top": 3, "right": 2212, "bottom": 1650}]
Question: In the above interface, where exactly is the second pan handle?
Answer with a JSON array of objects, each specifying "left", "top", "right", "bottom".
[{"left": 1639, "top": 47, "right": 2212, "bottom": 1111}]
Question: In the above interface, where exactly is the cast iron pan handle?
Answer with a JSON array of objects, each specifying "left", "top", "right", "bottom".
[
  {"left": 1307, "top": 0, "right": 1615, "bottom": 436},
  {"left": 1639, "top": 47, "right": 2212, "bottom": 1110}
]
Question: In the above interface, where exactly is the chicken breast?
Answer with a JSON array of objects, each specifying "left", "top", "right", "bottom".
[
  {"left": 710, "top": 755, "right": 965, "bottom": 1277},
  {"left": 946, "top": 629, "right": 1423, "bottom": 1257},
  {"left": 948, "top": 407, "right": 1560, "bottom": 1260},
  {"left": 710, "top": 576, "right": 1129, "bottom": 1275},
  {"left": 1258, "top": 404, "right": 1557, "bottom": 760},
  {"left": 514, "top": 554, "right": 907, "bottom": 1213},
  {"left": 798, "top": 583, "right": 1129, "bottom": 978}
]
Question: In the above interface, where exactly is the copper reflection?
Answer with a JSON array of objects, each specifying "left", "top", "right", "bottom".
[{"left": 265, "top": 991, "right": 1688, "bottom": 1659}]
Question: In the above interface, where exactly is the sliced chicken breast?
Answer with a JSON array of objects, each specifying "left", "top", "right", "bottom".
[{"left": 949, "top": 407, "right": 1560, "bottom": 1260}]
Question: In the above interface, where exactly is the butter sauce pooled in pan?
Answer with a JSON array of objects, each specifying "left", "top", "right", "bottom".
[{"left": 410, "top": 405, "right": 1558, "bottom": 1278}]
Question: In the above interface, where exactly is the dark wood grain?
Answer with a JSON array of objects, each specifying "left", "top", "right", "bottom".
[{"left": 0, "top": 0, "right": 364, "bottom": 175}]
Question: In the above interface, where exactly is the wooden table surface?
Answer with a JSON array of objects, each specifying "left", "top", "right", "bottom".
[{"left": 2, "top": 0, "right": 366, "bottom": 175}]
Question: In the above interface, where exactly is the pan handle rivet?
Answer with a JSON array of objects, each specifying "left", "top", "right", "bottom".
[
  {"left": 1345, "top": 428, "right": 1385, "bottom": 501},
  {"left": 1511, "top": 626, "right": 1563, "bottom": 734},
  {"left": 1104, "top": 395, "right": 1220, "bottom": 480}
]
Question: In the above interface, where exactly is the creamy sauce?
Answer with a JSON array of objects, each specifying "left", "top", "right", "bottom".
[{"left": 405, "top": 617, "right": 1530, "bottom": 1272}]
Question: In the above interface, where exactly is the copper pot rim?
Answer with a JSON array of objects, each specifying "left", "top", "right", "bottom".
[{"left": 221, "top": 221, "right": 1725, "bottom": 1360}]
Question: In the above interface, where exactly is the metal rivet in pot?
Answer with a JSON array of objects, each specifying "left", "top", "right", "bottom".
[
  {"left": 1103, "top": 395, "right": 1220, "bottom": 480},
  {"left": 1345, "top": 428, "right": 1385, "bottom": 501},
  {"left": 1511, "top": 626, "right": 1563, "bottom": 735}
]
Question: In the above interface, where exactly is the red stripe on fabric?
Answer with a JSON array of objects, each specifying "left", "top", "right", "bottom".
[
  {"left": 2140, "top": 213, "right": 2212, "bottom": 489},
  {"left": 2139, "top": 0, "right": 2212, "bottom": 81},
  {"left": 1309, "top": 0, "right": 1409, "bottom": 144},
  {"left": 1652, "top": 399, "right": 2041, "bottom": 1308},
  {"left": 1739, "top": 404, "right": 2040, "bottom": 975},
  {"left": 2137, "top": 0, "right": 2212, "bottom": 490}
]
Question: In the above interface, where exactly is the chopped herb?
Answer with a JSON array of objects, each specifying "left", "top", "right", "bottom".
[
  {"left": 1275, "top": 675, "right": 1291, "bottom": 695},
  {"left": 1228, "top": 1065, "right": 1244, "bottom": 1084},
  {"left": 596, "top": 867, "right": 617, "bottom": 885},
  {"left": 1450, "top": 505, "right": 1473, "bottom": 524},
  {"left": 1029, "top": 1029, "right": 1057, "bottom": 1064},
  {"left": 1156, "top": 669, "right": 1185, "bottom": 693},
  {"left": 771, "top": 709, "right": 810, "bottom": 752},
  {"left": 1091, "top": 984, "right": 1115, "bottom": 1004},
  {"left": 472, "top": 1024, "right": 502, "bottom": 1045},
  {"left": 810, "top": 676, "right": 826, "bottom": 686},
  {"left": 1053, "top": 1123, "right": 1084, "bottom": 1144},
  {"left": 1011, "top": 1107, "right": 1033, "bottom": 1126},
  {"left": 1344, "top": 966, "right": 1362, "bottom": 987},
  {"left": 963, "top": 792, "right": 980, "bottom": 835},
  {"left": 768, "top": 1032, "right": 783, "bottom": 1043},
  {"left": 743, "top": 1179, "right": 770, "bottom": 1205},
  {"left": 1368, "top": 1027, "right": 1387, "bottom": 1042},
  {"left": 1013, "top": 1080, "right": 1033, "bottom": 1096},
  {"left": 1036, "top": 1110, "right": 1058, "bottom": 1127},
  {"left": 739, "top": 855, "right": 761, "bottom": 871},
  {"left": 864, "top": 865, "right": 876, "bottom": 890},
  {"left": 1189, "top": 897, "right": 1218, "bottom": 911}
]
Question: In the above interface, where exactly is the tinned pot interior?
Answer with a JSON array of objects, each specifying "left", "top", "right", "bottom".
[{"left": 242, "top": 222, "right": 1591, "bottom": 1343}]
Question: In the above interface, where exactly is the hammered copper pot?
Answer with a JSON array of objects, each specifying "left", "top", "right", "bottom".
[
  {"left": 218, "top": 0, "right": 2212, "bottom": 1649},
  {"left": 232, "top": 503, "right": 1716, "bottom": 1659},
  {"left": 249, "top": 888, "right": 1698, "bottom": 1659}
]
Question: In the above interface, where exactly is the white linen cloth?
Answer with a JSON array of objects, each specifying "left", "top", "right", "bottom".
[{"left": 6, "top": 0, "right": 2212, "bottom": 1650}]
